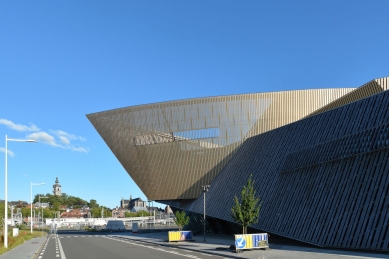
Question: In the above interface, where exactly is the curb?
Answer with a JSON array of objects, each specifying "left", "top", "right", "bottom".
[{"left": 30, "top": 236, "right": 49, "bottom": 259}]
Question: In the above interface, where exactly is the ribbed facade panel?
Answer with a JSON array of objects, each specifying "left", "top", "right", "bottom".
[
  {"left": 306, "top": 79, "right": 385, "bottom": 117},
  {"left": 87, "top": 89, "right": 352, "bottom": 200},
  {"left": 88, "top": 76, "right": 389, "bottom": 251},
  {"left": 161, "top": 77, "right": 389, "bottom": 251}
]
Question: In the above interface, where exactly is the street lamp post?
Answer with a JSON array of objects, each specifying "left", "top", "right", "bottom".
[
  {"left": 31, "top": 182, "right": 45, "bottom": 233},
  {"left": 39, "top": 196, "right": 48, "bottom": 237},
  {"left": 152, "top": 200, "right": 155, "bottom": 227},
  {"left": 4, "top": 135, "right": 36, "bottom": 248},
  {"left": 201, "top": 185, "right": 210, "bottom": 242},
  {"left": 147, "top": 200, "right": 151, "bottom": 233}
]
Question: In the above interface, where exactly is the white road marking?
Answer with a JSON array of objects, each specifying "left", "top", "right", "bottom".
[
  {"left": 182, "top": 255, "right": 199, "bottom": 258},
  {"left": 166, "top": 251, "right": 181, "bottom": 254},
  {"left": 57, "top": 235, "right": 67, "bottom": 259},
  {"left": 110, "top": 238, "right": 212, "bottom": 259}
]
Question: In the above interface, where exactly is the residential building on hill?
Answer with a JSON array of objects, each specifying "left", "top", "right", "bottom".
[
  {"left": 130, "top": 206, "right": 148, "bottom": 213},
  {"left": 34, "top": 202, "right": 49, "bottom": 208},
  {"left": 9, "top": 200, "right": 28, "bottom": 208},
  {"left": 127, "top": 197, "right": 147, "bottom": 211},
  {"left": 120, "top": 198, "right": 130, "bottom": 209},
  {"left": 61, "top": 208, "right": 87, "bottom": 218}
]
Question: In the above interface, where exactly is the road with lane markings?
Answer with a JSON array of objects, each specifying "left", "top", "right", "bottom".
[{"left": 38, "top": 230, "right": 228, "bottom": 259}]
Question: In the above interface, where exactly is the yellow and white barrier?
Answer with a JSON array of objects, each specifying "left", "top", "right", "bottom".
[
  {"left": 234, "top": 233, "right": 269, "bottom": 252},
  {"left": 168, "top": 231, "right": 193, "bottom": 242}
]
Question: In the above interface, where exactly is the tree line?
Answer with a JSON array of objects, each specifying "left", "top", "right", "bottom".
[{"left": 0, "top": 193, "right": 154, "bottom": 219}]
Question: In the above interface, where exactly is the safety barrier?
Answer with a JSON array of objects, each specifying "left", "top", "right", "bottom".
[
  {"left": 168, "top": 231, "right": 193, "bottom": 242},
  {"left": 234, "top": 233, "right": 269, "bottom": 252}
]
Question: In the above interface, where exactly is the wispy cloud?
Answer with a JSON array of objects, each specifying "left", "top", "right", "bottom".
[
  {"left": 0, "top": 147, "right": 15, "bottom": 157},
  {"left": 49, "top": 130, "right": 88, "bottom": 152},
  {"left": 50, "top": 130, "right": 86, "bottom": 142},
  {"left": 0, "top": 118, "right": 40, "bottom": 132},
  {"left": 70, "top": 146, "right": 89, "bottom": 153},
  {"left": 78, "top": 136, "right": 87, "bottom": 142},
  {"left": 59, "top": 136, "right": 70, "bottom": 145},
  {"left": 27, "top": 132, "right": 62, "bottom": 147},
  {"left": 27, "top": 131, "right": 89, "bottom": 153},
  {"left": 0, "top": 119, "right": 89, "bottom": 154}
]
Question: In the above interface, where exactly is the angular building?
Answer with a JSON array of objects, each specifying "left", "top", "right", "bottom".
[{"left": 87, "top": 76, "right": 389, "bottom": 251}]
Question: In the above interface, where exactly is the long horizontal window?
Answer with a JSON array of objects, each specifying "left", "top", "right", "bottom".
[
  {"left": 173, "top": 128, "right": 219, "bottom": 140},
  {"left": 133, "top": 132, "right": 173, "bottom": 146},
  {"left": 134, "top": 128, "right": 219, "bottom": 146}
]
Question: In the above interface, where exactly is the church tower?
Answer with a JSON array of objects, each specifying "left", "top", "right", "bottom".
[{"left": 53, "top": 177, "right": 62, "bottom": 196}]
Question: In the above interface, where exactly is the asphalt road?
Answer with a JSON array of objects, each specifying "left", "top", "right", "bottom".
[{"left": 39, "top": 230, "right": 224, "bottom": 259}]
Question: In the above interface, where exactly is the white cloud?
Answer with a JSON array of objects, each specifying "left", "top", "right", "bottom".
[
  {"left": 0, "top": 118, "right": 40, "bottom": 132},
  {"left": 78, "top": 136, "right": 87, "bottom": 142},
  {"left": 49, "top": 129, "right": 89, "bottom": 152},
  {"left": 51, "top": 130, "right": 76, "bottom": 140},
  {"left": 27, "top": 130, "right": 89, "bottom": 153},
  {"left": 70, "top": 146, "right": 89, "bottom": 153},
  {"left": 0, "top": 118, "right": 89, "bottom": 154},
  {"left": 59, "top": 136, "right": 70, "bottom": 145},
  {"left": 50, "top": 130, "right": 86, "bottom": 142},
  {"left": 0, "top": 147, "right": 16, "bottom": 157},
  {"left": 27, "top": 132, "right": 63, "bottom": 147}
]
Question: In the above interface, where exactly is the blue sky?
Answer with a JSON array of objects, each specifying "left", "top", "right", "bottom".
[{"left": 1, "top": 1, "right": 388, "bottom": 209}]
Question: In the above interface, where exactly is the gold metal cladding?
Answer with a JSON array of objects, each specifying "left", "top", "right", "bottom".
[
  {"left": 306, "top": 77, "right": 389, "bottom": 118},
  {"left": 87, "top": 88, "right": 356, "bottom": 200}
]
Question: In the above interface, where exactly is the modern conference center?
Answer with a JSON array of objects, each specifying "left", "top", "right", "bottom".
[{"left": 88, "top": 76, "right": 389, "bottom": 251}]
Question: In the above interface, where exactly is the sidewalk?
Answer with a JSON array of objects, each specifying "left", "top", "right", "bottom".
[
  {"left": 111, "top": 231, "right": 389, "bottom": 259},
  {"left": 0, "top": 237, "right": 46, "bottom": 259}
]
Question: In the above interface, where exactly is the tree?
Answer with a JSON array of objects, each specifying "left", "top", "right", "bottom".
[
  {"left": 136, "top": 211, "right": 150, "bottom": 217},
  {"left": 231, "top": 174, "right": 261, "bottom": 234},
  {"left": 43, "top": 208, "right": 53, "bottom": 218},
  {"left": 52, "top": 201, "right": 60, "bottom": 211},
  {"left": 21, "top": 206, "right": 31, "bottom": 217},
  {"left": 89, "top": 199, "right": 99, "bottom": 208},
  {"left": 173, "top": 210, "right": 190, "bottom": 231},
  {"left": 90, "top": 207, "right": 100, "bottom": 218},
  {"left": 124, "top": 211, "right": 134, "bottom": 217}
]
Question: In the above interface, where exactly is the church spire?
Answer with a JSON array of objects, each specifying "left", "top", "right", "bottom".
[{"left": 53, "top": 177, "right": 62, "bottom": 196}]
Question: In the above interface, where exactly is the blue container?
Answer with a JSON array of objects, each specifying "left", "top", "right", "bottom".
[
  {"left": 180, "top": 231, "right": 192, "bottom": 240},
  {"left": 252, "top": 233, "right": 268, "bottom": 248}
]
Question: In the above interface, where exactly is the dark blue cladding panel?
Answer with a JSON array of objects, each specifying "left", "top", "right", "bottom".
[{"left": 166, "top": 89, "right": 389, "bottom": 251}]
